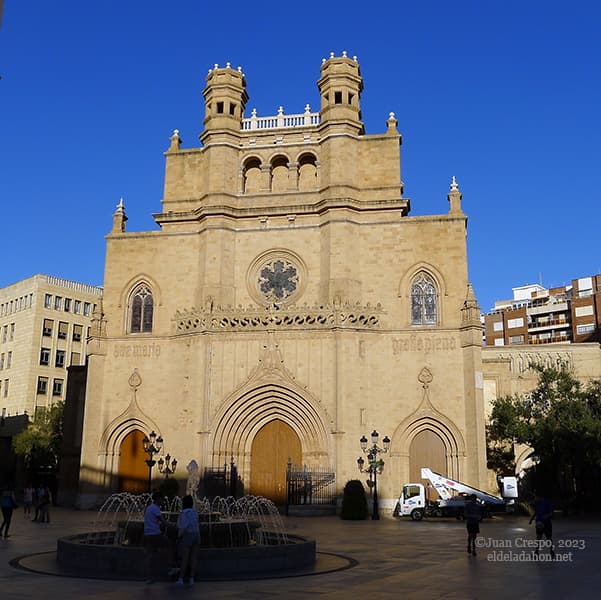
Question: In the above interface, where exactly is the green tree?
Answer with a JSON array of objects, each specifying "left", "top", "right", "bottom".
[
  {"left": 487, "top": 366, "right": 601, "bottom": 507},
  {"left": 12, "top": 402, "right": 65, "bottom": 470}
]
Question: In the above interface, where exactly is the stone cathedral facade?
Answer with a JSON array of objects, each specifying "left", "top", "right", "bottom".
[{"left": 77, "top": 53, "right": 488, "bottom": 509}]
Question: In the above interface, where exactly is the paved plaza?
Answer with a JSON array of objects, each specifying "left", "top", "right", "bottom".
[{"left": 1, "top": 506, "right": 600, "bottom": 599}]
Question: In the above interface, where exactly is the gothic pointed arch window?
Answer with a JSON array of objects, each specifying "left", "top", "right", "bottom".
[
  {"left": 128, "top": 284, "right": 154, "bottom": 333},
  {"left": 411, "top": 272, "right": 438, "bottom": 325}
]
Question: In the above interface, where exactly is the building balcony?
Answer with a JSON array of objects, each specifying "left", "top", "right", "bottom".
[{"left": 528, "top": 319, "right": 570, "bottom": 331}]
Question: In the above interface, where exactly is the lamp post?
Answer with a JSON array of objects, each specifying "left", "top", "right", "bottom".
[
  {"left": 357, "top": 430, "right": 390, "bottom": 520},
  {"left": 142, "top": 430, "right": 163, "bottom": 493},
  {"left": 158, "top": 454, "right": 177, "bottom": 479}
]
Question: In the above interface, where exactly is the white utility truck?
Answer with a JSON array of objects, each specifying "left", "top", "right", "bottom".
[{"left": 395, "top": 468, "right": 518, "bottom": 521}]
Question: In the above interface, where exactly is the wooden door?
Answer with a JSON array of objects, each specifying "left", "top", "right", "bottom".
[
  {"left": 250, "top": 419, "right": 301, "bottom": 504},
  {"left": 409, "top": 429, "right": 447, "bottom": 499},
  {"left": 118, "top": 429, "right": 148, "bottom": 493}
]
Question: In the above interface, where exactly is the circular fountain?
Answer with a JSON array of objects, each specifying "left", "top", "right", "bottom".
[{"left": 57, "top": 493, "right": 316, "bottom": 580}]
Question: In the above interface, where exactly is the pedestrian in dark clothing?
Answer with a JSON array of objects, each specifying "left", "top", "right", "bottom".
[
  {"left": 23, "top": 484, "right": 34, "bottom": 518},
  {"left": 464, "top": 494, "right": 483, "bottom": 556},
  {"left": 0, "top": 484, "right": 18, "bottom": 538},
  {"left": 529, "top": 493, "right": 555, "bottom": 558}
]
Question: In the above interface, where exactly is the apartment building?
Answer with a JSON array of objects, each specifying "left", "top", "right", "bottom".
[
  {"left": 484, "top": 274, "right": 601, "bottom": 346},
  {"left": 0, "top": 274, "right": 103, "bottom": 418}
]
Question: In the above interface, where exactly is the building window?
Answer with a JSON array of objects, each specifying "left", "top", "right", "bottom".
[
  {"left": 40, "top": 348, "right": 51, "bottom": 366},
  {"left": 44, "top": 294, "right": 52, "bottom": 309},
  {"left": 3, "top": 379, "right": 8, "bottom": 398},
  {"left": 52, "top": 378, "right": 64, "bottom": 397},
  {"left": 507, "top": 317, "right": 524, "bottom": 329},
  {"left": 43, "top": 319, "right": 54, "bottom": 337},
  {"left": 509, "top": 334, "right": 525, "bottom": 344},
  {"left": 9, "top": 323, "right": 14, "bottom": 341},
  {"left": 1, "top": 326, "right": 6, "bottom": 343},
  {"left": 55, "top": 350, "right": 66, "bottom": 368},
  {"left": 55, "top": 296, "right": 62, "bottom": 310},
  {"left": 64, "top": 298, "right": 72, "bottom": 312},
  {"left": 0, "top": 354, "right": 4, "bottom": 370},
  {"left": 70, "top": 352, "right": 81, "bottom": 366},
  {"left": 6, "top": 352, "right": 11, "bottom": 369},
  {"left": 493, "top": 321, "right": 504, "bottom": 332},
  {"left": 72, "top": 324, "right": 83, "bottom": 342},
  {"left": 37, "top": 377, "right": 48, "bottom": 395},
  {"left": 58, "top": 321, "right": 69, "bottom": 340},
  {"left": 129, "top": 284, "right": 154, "bottom": 333},
  {"left": 74, "top": 300, "right": 81, "bottom": 314},
  {"left": 411, "top": 273, "right": 438, "bottom": 325},
  {"left": 83, "top": 302, "right": 91, "bottom": 316},
  {"left": 575, "top": 305, "right": 594, "bottom": 318}
]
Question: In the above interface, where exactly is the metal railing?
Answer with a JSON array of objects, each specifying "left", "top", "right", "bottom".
[{"left": 286, "top": 462, "right": 336, "bottom": 510}]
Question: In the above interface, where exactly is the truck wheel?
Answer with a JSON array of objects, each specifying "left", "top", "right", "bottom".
[{"left": 411, "top": 508, "right": 424, "bottom": 521}]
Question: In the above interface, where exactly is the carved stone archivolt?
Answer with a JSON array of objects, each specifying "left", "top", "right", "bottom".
[{"left": 173, "top": 301, "right": 383, "bottom": 333}]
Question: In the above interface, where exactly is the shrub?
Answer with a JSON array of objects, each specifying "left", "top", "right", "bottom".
[{"left": 340, "top": 479, "right": 368, "bottom": 520}]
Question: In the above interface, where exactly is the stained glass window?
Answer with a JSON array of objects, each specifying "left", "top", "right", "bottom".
[
  {"left": 129, "top": 285, "right": 153, "bottom": 333},
  {"left": 411, "top": 273, "right": 437, "bottom": 325}
]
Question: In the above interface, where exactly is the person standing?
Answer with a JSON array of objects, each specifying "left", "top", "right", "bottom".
[
  {"left": 23, "top": 484, "right": 34, "bottom": 518},
  {"left": 38, "top": 486, "right": 52, "bottom": 523},
  {"left": 32, "top": 484, "right": 45, "bottom": 522},
  {"left": 464, "top": 494, "right": 483, "bottom": 556},
  {"left": 0, "top": 484, "right": 18, "bottom": 538},
  {"left": 175, "top": 495, "right": 200, "bottom": 586},
  {"left": 529, "top": 493, "right": 555, "bottom": 559},
  {"left": 143, "top": 492, "right": 166, "bottom": 584}
]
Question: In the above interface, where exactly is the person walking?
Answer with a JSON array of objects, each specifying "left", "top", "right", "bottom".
[
  {"left": 529, "top": 493, "right": 555, "bottom": 559},
  {"left": 23, "top": 484, "right": 34, "bottom": 518},
  {"left": 143, "top": 492, "right": 166, "bottom": 584},
  {"left": 32, "top": 484, "right": 45, "bottom": 522},
  {"left": 0, "top": 484, "right": 18, "bottom": 538},
  {"left": 38, "top": 485, "right": 52, "bottom": 523},
  {"left": 464, "top": 494, "right": 483, "bottom": 556},
  {"left": 175, "top": 495, "right": 200, "bottom": 587}
]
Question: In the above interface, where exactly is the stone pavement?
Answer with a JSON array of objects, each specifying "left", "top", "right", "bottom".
[{"left": 1, "top": 506, "right": 600, "bottom": 599}]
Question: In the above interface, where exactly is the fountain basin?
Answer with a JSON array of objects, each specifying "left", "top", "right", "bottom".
[{"left": 57, "top": 532, "right": 316, "bottom": 579}]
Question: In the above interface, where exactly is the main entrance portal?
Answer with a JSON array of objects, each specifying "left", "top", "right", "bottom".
[
  {"left": 409, "top": 429, "right": 447, "bottom": 498},
  {"left": 250, "top": 419, "right": 301, "bottom": 504},
  {"left": 118, "top": 429, "right": 147, "bottom": 493}
]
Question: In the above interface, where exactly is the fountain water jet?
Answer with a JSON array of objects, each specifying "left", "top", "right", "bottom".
[{"left": 58, "top": 493, "right": 315, "bottom": 579}]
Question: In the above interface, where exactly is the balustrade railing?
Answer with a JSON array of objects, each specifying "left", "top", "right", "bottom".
[{"left": 242, "top": 105, "right": 320, "bottom": 131}]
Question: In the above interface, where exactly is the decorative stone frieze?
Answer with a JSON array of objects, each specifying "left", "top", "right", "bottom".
[{"left": 173, "top": 301, "right": 383, "bottom": 333}]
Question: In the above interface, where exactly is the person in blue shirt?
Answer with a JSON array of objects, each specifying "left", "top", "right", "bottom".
[
  {"left": 175, "top": 494, "right": 201, "bottom": 586},
  {"left": 529, "top": 493, "right": 555, "bottom": 559},
  {"left": 143, "top": 492, "right": 166, "bottom": 583}
]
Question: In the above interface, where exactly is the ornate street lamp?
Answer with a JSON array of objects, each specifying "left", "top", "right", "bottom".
[
  {"left": 142, "top": 430, "right": 163, "bottom": 492},
  {"left": 357, "top": 430, "right": 391, "bottom": 520},
  {"left": 158, "top": 454, "right": 178, "bottom": 479}
]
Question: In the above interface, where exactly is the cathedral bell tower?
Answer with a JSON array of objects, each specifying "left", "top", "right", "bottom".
[
  {"left": 200, "top": 63, "right": 249, "bottom": 145},
  {"left": 317, "top": 51, "right": 364, "bottom": 135}
]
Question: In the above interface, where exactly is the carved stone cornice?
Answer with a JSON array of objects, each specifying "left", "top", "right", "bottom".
[{"left": 173, "top": 301, "right": 384, "bottom": 333}]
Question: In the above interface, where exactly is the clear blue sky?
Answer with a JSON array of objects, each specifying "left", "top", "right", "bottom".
[{"left": 1, "top": 1, "right": 599, "bottom": 312}]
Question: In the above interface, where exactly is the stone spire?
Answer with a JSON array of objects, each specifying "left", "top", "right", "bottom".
[
  {"left": 111, "top": 197, "right": 128, "bottom": 233},
  {"left": 461, "top": 282, "right": 481, "bottom": 326},
  {"left": 448, "top": 176, "right": 463, "bottom": 214},
  {"left": 167, "top": 128, "right": 182, "bottom": 152},
  {"left": 386, "top": 111, "right": 398, "bottom": 135}
]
